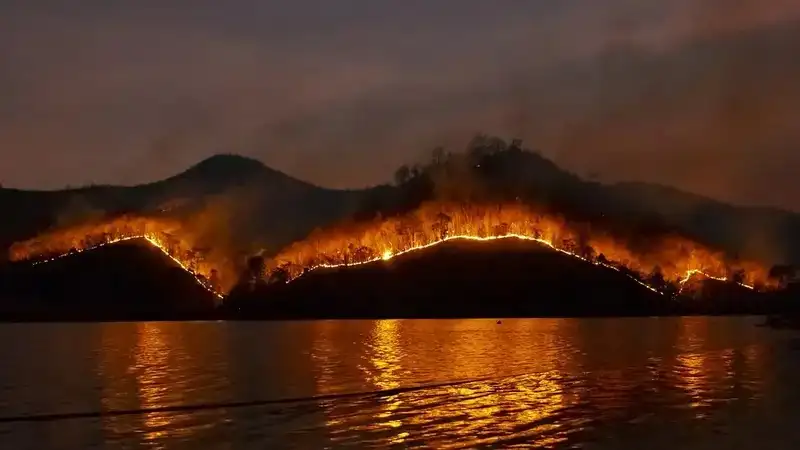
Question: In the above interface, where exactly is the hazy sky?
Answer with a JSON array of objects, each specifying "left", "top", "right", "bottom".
[{"left": 2, "top": 1, "right": 799, "bottom": 210}]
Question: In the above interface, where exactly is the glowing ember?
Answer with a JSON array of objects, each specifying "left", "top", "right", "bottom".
[{"left": 265, "top": 202, "right": 773, "bottom": 295}]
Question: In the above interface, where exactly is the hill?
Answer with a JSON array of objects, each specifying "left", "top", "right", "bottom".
[
  {"left": 220, "top": 238, "right": 794, "bottom": 320},
  {"left": 350, "top": 140, "right": 800, "bottom": 275},
  {"left": 0, "top": 154, "right": 364, "bottom": 259},
  {"left": 4, "top": 137, "right": 800, "bottom": 277},
  {"left": 0, "top": 239, "right": 219, "bottom": 321},
  {"left": 221, "top": 238, "right": 669, "bottom": 319},
  {"left": 0, "top": 234, "right": 792, "bottom": 322}
]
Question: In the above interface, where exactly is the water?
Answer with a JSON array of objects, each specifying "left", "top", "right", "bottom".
[{"left": 0, "top": 317, "right": 799, "bottom": 449}]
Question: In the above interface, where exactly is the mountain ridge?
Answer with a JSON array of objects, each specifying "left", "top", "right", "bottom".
[{"left": 3, "top": 140, "right": 799, "bottom": 269}]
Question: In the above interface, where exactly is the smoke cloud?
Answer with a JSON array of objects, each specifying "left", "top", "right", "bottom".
[{"left": 1, "top": 1, "right": 799, "bottom": 210}]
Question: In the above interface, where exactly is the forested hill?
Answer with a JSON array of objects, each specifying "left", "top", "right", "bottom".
[{"left": 2, "top": 137, "right": 798, "bottom": 270}]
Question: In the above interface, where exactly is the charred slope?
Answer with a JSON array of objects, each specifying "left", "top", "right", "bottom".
[
  {"left": 221, "top": 239, "right": 673, "bottom": 319},
  {"left": 0, "top": 239, "right": 217, "bottom": 321}
]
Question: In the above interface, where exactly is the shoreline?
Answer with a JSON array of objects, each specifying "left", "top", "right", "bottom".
[{"left": 0, "top": 311, "right": 782, "bottom": 324}]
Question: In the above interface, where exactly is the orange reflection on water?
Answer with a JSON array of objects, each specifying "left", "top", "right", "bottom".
[
  {"left": 310, "top": 320, "right": 339, "bottom": 395},
  {"left": 365, "top": 320, "right": 406, "bottom": 444},
  {"left": 426, "top": 320, "right": 576, "bottom": 448},
  {"left": 98, "top": 322, "right": 229, "bottom": 447},
  {"left": 363, "top": 319, "right": 402, "bottom": 391},
  {"left": 312, "top": 319, "right": 578, "bottom": 447},
  {"left": 133, "top": 322, "right": 183, "bottom": 441},
  {"left": 673, "top": 317, "right": 765, "bottom": 414},
  {"left": 98, "top": 323, "right": 141, "bottom": 440}
]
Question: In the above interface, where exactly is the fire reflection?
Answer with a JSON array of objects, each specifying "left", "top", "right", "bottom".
[
  {"left": 307, "top": 317, "right": 769, "bottom": 447},
  {"left": 98, "top": 322, "right": 230, "bottom": 447},
  {"left": 363, "top": 320, "right": 402, "bottom": 391},
  {"left": 133, "top": 322, "right": 183, "bottom": 441},
  {"left": 98, "top": 323, "right": 141, "bottom": 440},
  {"left": 363, "top": 320, "right": 406, "bottom": 444},
  {"left": 311, "top": 319, "right": 579, "bottom": 447},
  {"left": 673, "top": 317, "right": 765, "bottom": 414}
]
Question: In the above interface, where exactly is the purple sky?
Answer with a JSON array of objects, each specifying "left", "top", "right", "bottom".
[{"left": 2, "top": 1, "right": 800, "bottom": 210}]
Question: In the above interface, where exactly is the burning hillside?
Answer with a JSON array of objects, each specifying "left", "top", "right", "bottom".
[
  {"left": 264, "top": 202, "right": 774, "bottom": 293},
  {"left": 6, "top": 202, "right": 776, "bottom": 300},
  {"left": 6, "top": 215, "right": 232, "bottom": 296},
  {"left": 225, "top": 237, "right": 674, "bottom": 319},
  {"left": 1, "top": 237, "right": 220, "bottom": 320}
]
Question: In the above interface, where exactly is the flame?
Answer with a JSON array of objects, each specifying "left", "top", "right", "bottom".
[
  {"left": 8, "top": 215, "right": 225, "bottom": 298},
  {"left": 266, "top": 202, "right": 773, "bottom": 294},
  {"left": 6, "top": 202, "right": 775, "bottom": 301}
]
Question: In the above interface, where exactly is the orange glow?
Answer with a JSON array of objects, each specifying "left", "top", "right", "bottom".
[
  {"left": 7, "top": 215, "right": 226, "bottom": 298},
  {"left": 7, "top": 202, "right": 775, "bottom": 298},
  {"left": 266, "top": 202, "right": 774, "bottom": 294}
]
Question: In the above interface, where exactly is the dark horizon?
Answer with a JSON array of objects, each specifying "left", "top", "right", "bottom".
[
  {"left": 2, "top": 1, "right": 800, "bottom": 210},
  {"left": 3, "top": 147, "right": 798, "bottom": 216}
]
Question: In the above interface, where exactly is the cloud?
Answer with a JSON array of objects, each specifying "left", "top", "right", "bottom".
[{"left": 1, "top": 1, "right": 799, "bottom": 210}]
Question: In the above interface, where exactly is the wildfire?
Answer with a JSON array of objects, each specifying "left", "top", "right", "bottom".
[
  {"left": 6, "top": 202, "right": 774, "bottom": 300},
  {"left": 265, "top": 202, "right": 773, "bottom": 294},
  {"left": 8, "top": 215, "right": 226, "bottom": 298}
]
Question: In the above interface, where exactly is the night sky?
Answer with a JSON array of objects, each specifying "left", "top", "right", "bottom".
[{"left": 2, "top": 1, "right": 799, "bottom": 210}]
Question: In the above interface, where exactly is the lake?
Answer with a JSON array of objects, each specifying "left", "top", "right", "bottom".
[{"left": 1, "top": 317, "right": 799, "bottom": 449}]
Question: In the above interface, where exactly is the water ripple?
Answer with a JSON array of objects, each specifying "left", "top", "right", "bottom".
[{"left": 0, "top": 317, "right": 798, "bottom": 449}]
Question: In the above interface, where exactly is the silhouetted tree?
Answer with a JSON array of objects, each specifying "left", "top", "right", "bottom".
[
  {"left": 247, "top": 256, "right": 265, "bottom": 276},
  {"left": 484, "top": 136, "right": 508, "bottom": 154},
  {"left": 662, "top": 281, "right": 679, "bottom": 298},
  {"left": 477, "top": 223, "right": 488, "bottom": 238},
  {"left": 574, "top": 225, "right": 593, "bottom": 260},
  {"left": 729, "top": 269, "right": 746, "bottom": 285},
  {"left": 237, "top": 256, "right": 266, "bottom": 289},
  {"left": 582, "top": 246, "right": 597, "bottom": 262},
  {"left": 430, "top": 146, "right": 446, "bottom": 166},
  {"left": 647, "top": 266, "right": 666, "bottom": 291},
  {"left": 467, "top": 136, "right": 491, "bottom": 164},
  {"left": 561, "top": 238, "right": 577, "bottom": 254},
  {"left": 185, "top": 249, "right": 198, "bottom": 272},
  {"left": 597, "top": 253, "right": 609, "bottom": 265},
  {"left": 768, "top": 264, "right": 796, "bottom": 288},
  {"left": 432, "top": 212, "right": 452, "bottom": 240},
  {"left": 493, "top": 223, "right": 510, "bottom": 236},
  {"left": 394, "top": 165, "right": 411, "bottom": 186},
  {"left": 268, "top": 266, "right": 290, "bottom": 284},
  {"left": 353, "top": 245, "right": 374, "bottom": 262},
  {"left": 209, "top": 269, "right": 220, "bottom": 291}
]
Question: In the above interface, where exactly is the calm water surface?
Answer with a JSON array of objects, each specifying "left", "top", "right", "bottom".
[{"left": 1, "top": 317, "right": 799, "bottom": 449}]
